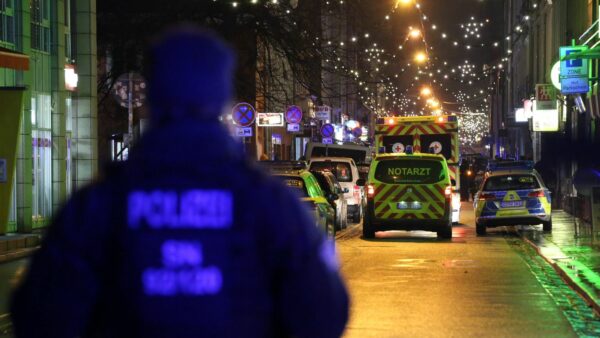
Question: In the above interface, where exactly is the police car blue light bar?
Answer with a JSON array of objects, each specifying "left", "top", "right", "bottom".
[{"left": 487, "top": 160, "right": 534, "bottom": 172}]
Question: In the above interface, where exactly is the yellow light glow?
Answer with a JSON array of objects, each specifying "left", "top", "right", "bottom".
[
  {"left": 395, "top": 0, "right": 413, "bottom": 7},
  {"left": 420, "top": 86, "right": 432, "bottom": 97},
  {"left": 409, "top": 29, "right": 421, "bottom": 39},
  {"left": 414, "top": 52, "right": 428, "bottom": 63}
]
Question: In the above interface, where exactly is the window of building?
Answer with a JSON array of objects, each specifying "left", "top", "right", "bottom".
[
  {"left": 31, "top": 0, "right": 51, "bottom": 52},
  {"left": 65, "top": 97, "right": 73, "bottom": 196},
  {"left": 64, "top": 0, "right": 71, "bottom": 59},
  {"left": 7, "top": 173, "right": 17, "bottom": 233},
  {"left": 0, "top": 0, "right": 15, "bottom": 44},
  {"left": 31, "top": 93, "right": 52, "bottom": 228}
]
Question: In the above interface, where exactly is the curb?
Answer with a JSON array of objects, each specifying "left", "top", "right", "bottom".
[
  {"left": 521, "top": 235, "right": 600, "bottom": 316},
  {"left": 0, "top": 314, "right": 10, "bottom": 335},
  {"left": 0, "top": 247, "right": 38, "bottom": 265}
]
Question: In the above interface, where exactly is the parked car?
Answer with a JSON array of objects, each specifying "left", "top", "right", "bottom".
[
  {"left": 273, "top": 170, "right": 336, "bottom": 238},
  {"left": 308, "top": 157, "right": 363, "bottom": 223},
  {"left": 259, "top": 160, "right": 308, "bottom": 173},
  {"left": 311, "top": 170, "right": 348, "bottom": 231}
]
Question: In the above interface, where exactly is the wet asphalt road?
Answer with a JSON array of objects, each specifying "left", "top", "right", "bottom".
[{"left": 337, "top": 202, "right": 579, "bottom": 338}]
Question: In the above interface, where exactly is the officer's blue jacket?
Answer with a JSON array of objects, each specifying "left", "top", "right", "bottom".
[{"left": 11, "top": 120, "right": 349, "bottom": 338}]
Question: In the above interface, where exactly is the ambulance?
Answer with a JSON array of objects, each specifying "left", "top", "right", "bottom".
[
  {"left": 375, "top": 115, "right": 461, "bottom": 223},
  {"left": 363, "top": 150, "right": 453, "bottom": 239}
]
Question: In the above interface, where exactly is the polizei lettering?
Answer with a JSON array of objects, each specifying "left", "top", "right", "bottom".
[
  {"left": 128, "top": 190, "right": 233, "bottom": 229},
  {"left": 387, "top": 167, "right": 431, "bottom": 176}
]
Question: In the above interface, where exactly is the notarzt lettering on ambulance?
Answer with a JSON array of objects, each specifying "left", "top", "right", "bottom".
[{"left": 387, "top": 167, "right": 431, "bottom": 176}]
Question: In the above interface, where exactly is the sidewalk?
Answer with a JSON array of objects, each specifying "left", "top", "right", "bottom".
[
  {"left": 0, "top": 234, "right": 40, "bottom": 264},
  {"left": 518, "top": 211, "right": 600, "bottom": 315}
]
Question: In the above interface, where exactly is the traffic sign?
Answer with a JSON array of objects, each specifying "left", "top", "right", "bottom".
[
  {"left": 561, "top": 77, "right": 589, "bottom": 95},
  {"left": 321, "top": 123, "right": 334, "bottom": 138},
  {"left": 257, "top": 113, "right": 284, "bottom": 127},
  {"left": 285, "top": 105, "right": 303, "bottom": 124},
  {"left": 287, "top": 123, "right": 301, "bottom": 133},
  {"left": 232, "top": 103, "right": 256, "bottom": 127},
  {"left": 560, "top": 45, "right": 589, "bottom": 94},
  {"left": 315, "top": 105, "right": 331, "bottom": 121},
  {"left": 235, "top": 127, "right": 253, "bottom": 137},
  {"left": 322, "top": 137, "right": 333, "bottom": 144},
  {"left": 560, "top": 45, "right": 588, "bottom": 77}
]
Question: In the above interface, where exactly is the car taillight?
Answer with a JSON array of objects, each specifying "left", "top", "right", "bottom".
[
  {"left": 367, "top": 184, "right": 375, "bottom": 198},
  {"left": 444, "top": 186, "right": 452, "bottom": 197},
  {"left": 479, "top": 193, "right": 496, "bottom": 200},
  {"left": 452, "top": 193, "right": 461, "bottom": 209},
  {"left": 528, "top": 190, "right": 545, "bottom": 198}
]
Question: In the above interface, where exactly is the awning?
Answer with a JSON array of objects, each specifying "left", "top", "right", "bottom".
[
  {"left": 561, "top": 46, "right": 600, "bottom": 61},
  {"left": 0, "top": 47, "right": 29, "bottom": 70}
]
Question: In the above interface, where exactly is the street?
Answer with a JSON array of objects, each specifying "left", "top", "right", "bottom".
[
  {"left": 337, "top": 203, "right": 597, "bottom": 337},
  {"left": 2, "top": 203, "right": 600, "bottom": 337}
]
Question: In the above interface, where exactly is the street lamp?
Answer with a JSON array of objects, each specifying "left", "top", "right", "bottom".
[
  {"left": 395, "top": 0, "right": 413, "bottom": 7},
  {"left": 409, "top": 28, "right": 421, "bottom": 39},
  {"left": 414, "top": 52, "right": 428, "bottom": 64},
  {"left": 420, "top": 86, "right": 432, "bottom": 97}
]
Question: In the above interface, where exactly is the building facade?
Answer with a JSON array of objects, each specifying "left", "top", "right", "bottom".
[
  {"left": 0, "top": 0, "right": 97, "bottom": 234},
  {"left": 502, "top": 0, "right": 600, "bottom": 212}
]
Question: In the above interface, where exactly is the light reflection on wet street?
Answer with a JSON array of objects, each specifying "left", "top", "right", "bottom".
[{"left": 337, "top": 203, "right": 583, "bottom": 337}]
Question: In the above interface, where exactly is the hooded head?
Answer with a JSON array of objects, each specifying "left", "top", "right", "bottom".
[{"left": 145, "top": 25, "right": 235, "bottom": 124}]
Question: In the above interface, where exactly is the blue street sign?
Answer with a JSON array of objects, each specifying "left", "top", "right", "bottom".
[
  {"left": 285, "top": 105, "right": 303, "bottom": 124},
  {"left": 322, "top": 137, "right": 333, "bottom": 145},
  {"left": 321, "top": 123, "right": 334, "bottom": 138},
  {"left": 232, "top": 103, "right": 256, "bottom": 127}
]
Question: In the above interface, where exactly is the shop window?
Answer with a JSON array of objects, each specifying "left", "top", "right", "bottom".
[
  {"left": 7, "top": 173, "right": 17, "bottom": 233},
  {"left": 31, "top": 93, "right": 52, "bottom": 228},
  {"left": 66, "top": 97, "right": 73, "bottom": 196},
  {"left": 31, "top": 0, "right": 51, "bottom": 52},
  {"left": 0, "top": 0, "right": 15, "bottom": 45}
]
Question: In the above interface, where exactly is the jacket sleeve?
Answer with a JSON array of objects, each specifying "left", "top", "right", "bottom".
[
  {"left": 10, "top": 185, "right": 112, "bottom": 338},
  {"left": 265, "top": 184, "right": 349, "bottom": 338}
]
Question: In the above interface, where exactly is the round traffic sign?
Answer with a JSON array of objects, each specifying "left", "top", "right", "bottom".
[
  {"left": 392, "top": 142, "right": 405, "bottom": 153},
  {"left": 232, "top": 103, "right": 256, "bottom": 127},
  {"left": 285, "top": 105, "right": 303, "bottom": 124},
  {"left": 429, "top": 141, "right": 442, "bottom": 154},
  {"left": 321, "top": 123, "right": 335, "bottom": 138},
  {"left": 112, "top": 72, "right": 147, "bottom": 109}
]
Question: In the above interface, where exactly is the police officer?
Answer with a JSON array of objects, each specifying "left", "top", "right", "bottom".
[{"left": 11, "top": 26, "right": 349, "bottom": 338}]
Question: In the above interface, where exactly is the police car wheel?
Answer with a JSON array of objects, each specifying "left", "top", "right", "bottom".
[
  {"left": 476, "top": 222, "right": 486, "bottom": 235},
  {"left": 542, "top": 219, "right": 552, "bottom": 232}
]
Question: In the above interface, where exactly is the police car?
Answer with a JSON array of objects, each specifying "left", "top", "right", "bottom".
[
  {"left": 474, "top": 162, "right": 552, "bottom": 235},
  {"left": 363, "top": 149, "right": 453, "bottom": 239},
  {"left": 274, "top": 171, "right": 336, "bottom": 238}
]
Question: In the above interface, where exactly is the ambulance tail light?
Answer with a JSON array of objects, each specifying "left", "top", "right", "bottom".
[
  {"left": 444, "top": 186, "right": 452, "bottom": 197},
  {"left": 367, "top": 184, "right": 375, "bottom": 198},
  {"left": 528, "top": 190, "right": 545, "bottom": 198},
  {"left": 479, "top": 193, "right": 496, "bottom": 200}
]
